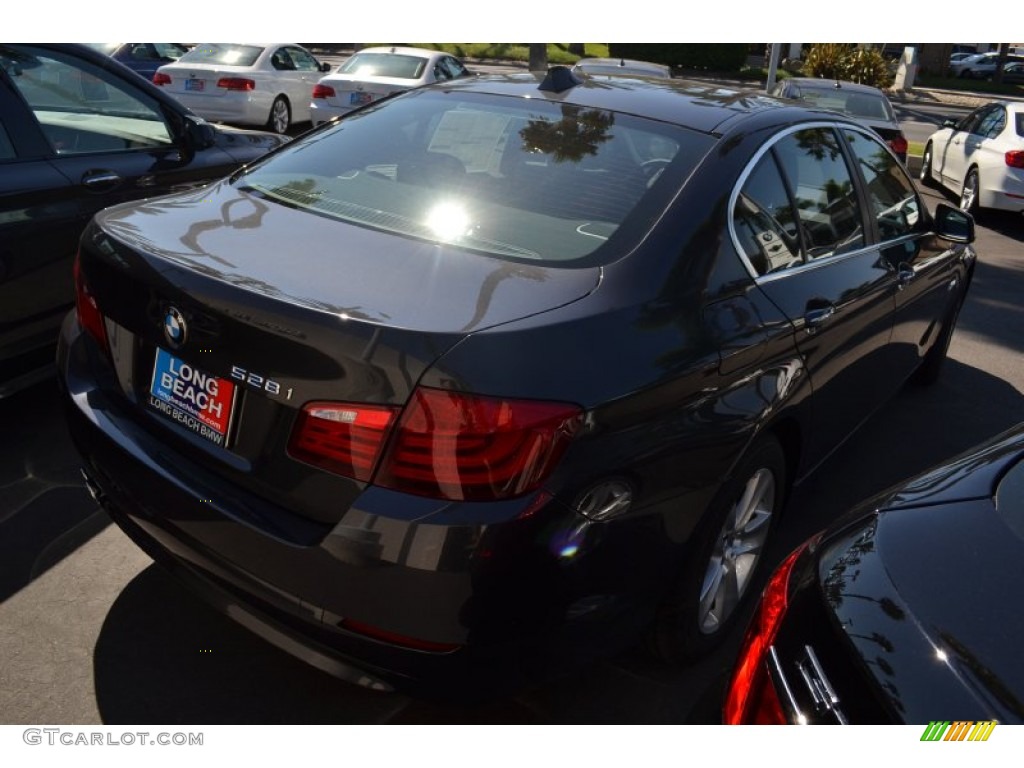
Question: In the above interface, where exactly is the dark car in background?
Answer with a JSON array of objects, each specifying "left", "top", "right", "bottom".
[
  {"left": 724, "top": 424, "right": 1024, "bottom": 725},
  {"left": 0, "top": 43, "right": 287, "bottom": 397},
  {"left": 60, "top": 68, "right": 975, "bottom": 697},
  {"left": 88, "top": 43, "right": 191, "bottom": 81},
  {"left": 771, "top": 78, "right": 908, "bottom": 165}
]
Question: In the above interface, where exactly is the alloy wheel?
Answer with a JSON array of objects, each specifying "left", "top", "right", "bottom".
[{"left": 698, "top": 467, "right": 776, "bottom": 634}]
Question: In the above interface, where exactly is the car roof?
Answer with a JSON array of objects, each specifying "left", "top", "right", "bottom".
[
  {"left": 437, "top": 70, "right": 793, "bottom": 135},
  {"left": 785, "top": 77, "right": 887, "bottom": 96},
  {"left": 353, "top": 46, "right": 444, "bottom": 59}
]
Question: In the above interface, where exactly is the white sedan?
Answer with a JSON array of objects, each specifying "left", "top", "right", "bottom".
[
  {"left": 154, "top": 44, "right": 329, "bottom": 133},
  {"left": 310, "top": 46, "right": 471, "bottom": 127},
  {"left": 920, "top": 100, "right": 1024, "bottom": 215}
]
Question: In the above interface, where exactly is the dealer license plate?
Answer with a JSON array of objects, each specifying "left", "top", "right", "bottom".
[
  {"left": 148, "top": 348, "right": 236, "bottom": 447},
  {"left": 349, "top": 92, "right": 374, "bottom": 106},
  {"left": 185, "top": 78, "right": 205, "bottom": 92}
]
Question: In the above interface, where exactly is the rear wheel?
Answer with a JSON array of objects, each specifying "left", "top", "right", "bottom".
[
  {"left": 960, "top": 167, "right": 980, "bottom": 216},
  {"left": 650, "top": 435, "right": 786, "bottom": 663},
  {"left": 267, "top": 96, "right": 291, "bottom": 134}
]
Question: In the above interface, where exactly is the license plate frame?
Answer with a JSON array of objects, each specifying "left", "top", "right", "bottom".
[{"left": 148, "top": 348, "right": 236, "bottom": 447}]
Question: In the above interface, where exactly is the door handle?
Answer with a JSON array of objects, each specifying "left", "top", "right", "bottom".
[
  {"left": 897, "top": 266, "right": 915, "bottom": 290},
  {"left": 803, "top": 303, "right": 836, "bottom": 333},
  {"left": 82, "top": 170, "right": 123, "bottom": 191}
]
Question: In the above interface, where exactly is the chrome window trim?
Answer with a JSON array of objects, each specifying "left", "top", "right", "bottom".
[{"left": 728, "top": 121, "right": 913, "bottom": 285}]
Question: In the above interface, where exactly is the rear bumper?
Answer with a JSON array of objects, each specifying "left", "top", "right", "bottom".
[
  {"left": 309, "top": 101, "right": 354, "bottom": 127},
  {"left": 58, "top": 314, "right": 658, "bottom": 696},
  {"left": 169, "top": 91, "right": 270, "bottom": 127}
]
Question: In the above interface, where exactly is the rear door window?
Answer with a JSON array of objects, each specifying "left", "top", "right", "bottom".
[{"left": 771, "top": 128, "right": 865, "bottom": 260}]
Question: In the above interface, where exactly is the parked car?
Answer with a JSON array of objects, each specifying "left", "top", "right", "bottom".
[
  {"left": 724, "top": 424, "right": 1024, "bottom": 725},
  {"left": 920, "top": 100, "right": 1024, "bottom": 215},
  {"left": 59, "top": 67, "right": 976, "bottom": 698},
  {"left": 999, "top": 61, "right": 1024, "bottom": 84},
  {"left": 0, "top": 42, "right": 287, "bottom": 398},
  {"left": 572, "top": 57, "right": 672, "bottom": 79},
  {"left": 770, "top": 78, "right": 907, "bottom": 164},
  {"left": 89, "top": 43, "right": 190, "bottom": 81},
  {"left": 153, "top": 43, "right": 330, "bottom": 133},
  {"left": 950, "top": 52, "right": 1024, "bottom": 79},
  {"left": 310, "top": 46, "right": 470, "bottom": 127}
]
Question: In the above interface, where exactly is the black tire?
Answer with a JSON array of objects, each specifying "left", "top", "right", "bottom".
[
  {"left": 266, "top": 96, "right": 291, "bottom": 134},
  {"left": 649, "top": 435, "right": 786, "bottom": 664},
  {"left": 914, "top": 294, "right": 964, "bottom": 387},
  {"left": 919, "top": 142, "right": 937, "bottom": 188},
  {"left": 960, "top": 167, "right": 980, "bottom": 217}
]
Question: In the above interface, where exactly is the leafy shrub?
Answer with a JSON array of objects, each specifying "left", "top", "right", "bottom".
[
  {"left": 803, "top": 44, "right": 893, "bottom": 88},
  {"left": 803, "top": 44, "right": 851, "bottom": 80},
  {"left": 607, "top": 44, "right": 748, "bottom": 72}
]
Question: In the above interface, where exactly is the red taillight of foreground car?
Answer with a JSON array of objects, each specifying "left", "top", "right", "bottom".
[
  {"left": 311, "top": 83, "right": 335, "bottom": 99},
  {"left": 73, "top": 251, "right": 110, "bottom": 357},
  {"left": 152, "top": 72, "right": 171, "bottom": 86},
  {"left": 887, "top": 136, "right": 908, "bottom": 157},
  {"left": 289, "top": 387, "right": 584, "bottom": 501},
  {"left": 374, "top": 387, "right": 584, "bottom": 501},
  {"left": 217, "top": 77, "right": 255, "bottom": 91},
  {"left": 723, "top": 542, "right": 809, "bottom": 725},
  {"left": 288, "top": 402, "right": 400, "bottom": 482},
  {"left": 1006, "top": 150, "right": 1024, "bottom": 169}
]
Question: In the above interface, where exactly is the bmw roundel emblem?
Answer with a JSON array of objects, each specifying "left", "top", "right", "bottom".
[{"left": 163, "top": 307, "right": 187, "bottom": 348}]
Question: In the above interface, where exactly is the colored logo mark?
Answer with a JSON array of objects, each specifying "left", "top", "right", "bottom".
[{"left": 920, "top": 721, "right": 997, "bottom": 742}]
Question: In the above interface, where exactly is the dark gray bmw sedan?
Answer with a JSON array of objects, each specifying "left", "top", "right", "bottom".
[{"left": 60, "top": 67, "right": 975, "bottom": 697}]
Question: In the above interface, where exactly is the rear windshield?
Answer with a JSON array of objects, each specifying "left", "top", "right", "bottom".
[
  {"left": 179, "top": 44, "right": 262, "bottom": 67},
  {"left": 337, "top": 52, "right": 428, "bottom": 80},
  {"left": 233, "top": 89, "right": 714, "bottom": 266},
  {"left": 796, "top": 87, "right": 894, "bottom": 122}
]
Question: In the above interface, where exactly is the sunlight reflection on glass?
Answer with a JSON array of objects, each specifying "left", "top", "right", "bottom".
[{"left": 425, "top": 202, "right": 470, "bottom": 241}]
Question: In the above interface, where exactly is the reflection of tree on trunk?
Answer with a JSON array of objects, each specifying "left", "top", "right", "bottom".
[
  {"left": 459, "top": 262, "right": 548, "bottom": 333},
  {"left": 519, "top": 105, "right": 614, "bottom": 163}
]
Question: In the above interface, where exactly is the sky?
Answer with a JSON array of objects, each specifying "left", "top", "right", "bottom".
[{"left": 7, "top": 4, "right": 1009, "bottom": 46}]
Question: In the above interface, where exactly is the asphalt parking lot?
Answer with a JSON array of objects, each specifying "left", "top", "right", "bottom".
[{"left": 1, "top": 166, "right": 1021, "bottom": 723}]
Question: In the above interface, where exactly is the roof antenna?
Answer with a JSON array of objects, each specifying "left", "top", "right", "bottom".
[{"left": 539, "top": 65, "right": 584, "bottom": 93}]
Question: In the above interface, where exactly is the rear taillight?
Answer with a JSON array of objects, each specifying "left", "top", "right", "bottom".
[
  {"left": 1006, "top": 150, "right": 1024, "bottom": 169},
  {"left": 375, "top": 387, "right": 584, "bottom": 501},
  {"left": 152, "top": 72, "right": 171, "bottom": 86},
  {"left": 311, "top": 83, "right": 335, "bottom": 99},
  {"left": 288, "top": 402, "right": 400, "bottom": 482},
  {"left": 289, "top": 387, "right": 583, "bottom": 501},
  {"left": 887, "top": 136, "right": 908, "bottom": 156},
  {"left": 217, "top": 77, "right": 255, "bottom": 91},
  {"left": 723, "top": 541, "right": 809, "bottom": 725},
  {"left": 73, "top": 251, "right": 110, "bottom": 357}
]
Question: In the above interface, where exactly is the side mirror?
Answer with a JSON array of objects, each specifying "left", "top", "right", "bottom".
[
  {"left": 942, "top": 118, "right": 958, "bottom": 129},
  {"left": 183, "top": 114, "right": 217, "bottom": 151},
  {"left": 320, "top": 62, "right": 332, "bottom": 72},
  {"left": 933, "top": 202, "right": 975, "bottom": 243}
]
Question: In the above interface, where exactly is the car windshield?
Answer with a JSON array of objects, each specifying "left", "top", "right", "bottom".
[
  {"left": 233, "top": 89, "right": 714, "bottom": 266},
  {"left": 796, "top": 87, "right": 894, "bottom": 122},
  {"left": 337, "top": 53, "right": 428, "bottom": 80},
  {"left": 178, "top": 44, "right": 263, "bottom": 67}
]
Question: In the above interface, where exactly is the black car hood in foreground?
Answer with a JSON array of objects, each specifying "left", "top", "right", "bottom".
[
  {"left": 819, "top": 429, "right": 1024, "bottom": 723},
  {"left": 91, "top": 181, "right": 601, "bottom": 335}
]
